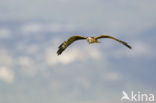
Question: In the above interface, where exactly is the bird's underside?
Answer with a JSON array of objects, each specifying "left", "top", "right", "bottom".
[{"left": 57, "top": 35, "right": 132, "bottom": 55}]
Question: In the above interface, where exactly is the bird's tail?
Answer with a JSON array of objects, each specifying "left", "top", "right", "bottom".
[{"left": 96, "top": 40, "right": 101, "bottom": 43}]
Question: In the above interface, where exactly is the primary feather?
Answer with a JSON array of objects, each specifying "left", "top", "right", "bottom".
[{"left": 57, "top": 35, "right": 86, "bottom": 55}]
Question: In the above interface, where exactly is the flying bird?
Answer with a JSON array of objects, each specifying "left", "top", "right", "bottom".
[{"left": 57, "top": 35, "right": 131, "bottom": 55}]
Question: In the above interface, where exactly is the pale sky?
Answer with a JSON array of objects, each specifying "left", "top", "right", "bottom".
[{"left": 0, "top": 0, "right": 156, "bottom": 103}]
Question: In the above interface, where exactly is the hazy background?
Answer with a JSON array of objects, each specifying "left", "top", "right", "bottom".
[{"left": 0, "top": 0, "right": 156, "bottom": 103}]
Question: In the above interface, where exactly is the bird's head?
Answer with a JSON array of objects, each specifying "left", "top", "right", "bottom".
[{"left": 91, "top": 37, "right": 95, "bottom": 39}]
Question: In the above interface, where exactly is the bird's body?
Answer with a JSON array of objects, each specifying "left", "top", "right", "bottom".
[
  {"left": 87, "top": 37, "right": 100, "bottom": 44},
  {"left": 57, "top": 35, "right": 131, "bottom": 55}
]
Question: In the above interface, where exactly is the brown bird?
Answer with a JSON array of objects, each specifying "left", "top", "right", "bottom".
[{"left": 57, "top": 35, "right": 132, "bottom": 55}]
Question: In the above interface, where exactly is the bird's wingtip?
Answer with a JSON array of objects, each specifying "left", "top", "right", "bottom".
[
  {"left": 57, "top": 51, "right": 61, "bottom": 56},
  {"left": 57, "top": 48, "right": 64, "bottom": 55},
  {"left": 128, "top": 45, "right": 132, "bottom": 49}
]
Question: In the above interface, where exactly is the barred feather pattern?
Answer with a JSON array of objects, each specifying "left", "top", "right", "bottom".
[
  {"left": 57, "top": 35, "right": 87, "bottom": 55},
  {"left": 57, "top": 41, "right": 67, "bottom": 55}
]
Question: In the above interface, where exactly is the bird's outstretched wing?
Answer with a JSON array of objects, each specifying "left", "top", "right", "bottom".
[
  {"left": 96, "top": 35, "right": 132, "bottom": 49},
  {"left": 57, "top": 35, "right": 87, "bottom": 55}
]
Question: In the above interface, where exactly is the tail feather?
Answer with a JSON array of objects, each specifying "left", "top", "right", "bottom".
[{"left": 96, "top": 40, "right": 101, "bottom": 43}]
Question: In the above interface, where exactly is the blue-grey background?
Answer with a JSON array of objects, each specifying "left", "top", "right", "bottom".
[{"left": 0, "top": 0, "right": 156, "bottom": 103}]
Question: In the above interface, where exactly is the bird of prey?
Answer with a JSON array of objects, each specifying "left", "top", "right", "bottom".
[{"left": 57, "top": 35, "right": 131, "bottom": 55}]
